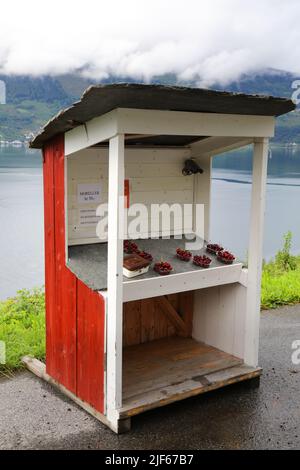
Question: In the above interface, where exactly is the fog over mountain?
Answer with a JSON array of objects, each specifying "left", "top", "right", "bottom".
[
  {"left": 1, "top": 1, "right": 300, "bottom": 85},
  {"left": 1, "top": 1, "right": 300, "bottom": 143}
]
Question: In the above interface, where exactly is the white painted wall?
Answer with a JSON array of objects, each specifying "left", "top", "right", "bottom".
[
  {"left": 66, "top": 147, "right": 194, "bottom": 245},
  {"left": 192, "top": 283, "right": 247, "bottom": 360}
]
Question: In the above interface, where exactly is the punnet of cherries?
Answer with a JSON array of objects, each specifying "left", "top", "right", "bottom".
[
  {"left": 217, "top": 250, "right": 236, "bottom": 264},
  {"left": 124, "top": 240, "right": 138, "bottom": 254},
  {"left": 193, "top": 255, "right": 212, "bottom": 268},
  {"left": 206, "top": 243, "right": 224, "bottom": 255},
  {"left": 154, "top": 261, "right": 173, "bottom": 275},
  {"left": 206, "top": 242, "right": 235, "bottom": 265},
  {"left": 176, "top": 248, "right": 192, "bottom": 261},
  {"left": 123, "top": 240, "right": 153, "bottom": 261},
  {"left": 135, "top": 250, "right": 153, "bottom": 262}
]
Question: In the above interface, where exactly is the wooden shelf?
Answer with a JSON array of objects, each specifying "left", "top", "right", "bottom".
[
  {"left": 123, "top": 262, "right": 243, "bottom": 301},
  {"left": 67, "top": 237, "right": 244, "bottom": 301},
  {"left": 120, "top": 337, "right": 261, "bottom": 419}
]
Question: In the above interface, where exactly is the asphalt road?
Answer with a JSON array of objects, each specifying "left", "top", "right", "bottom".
[{"left": 1, "top": 305, "right": 300, "bottom": 450}]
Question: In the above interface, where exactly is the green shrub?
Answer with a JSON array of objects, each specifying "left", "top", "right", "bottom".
[
  {"left": 274, "top": 231, "right": 297, "bottom": 272},
  {"left": 261, "top": 231, "right": 300, "bottom": 308}
]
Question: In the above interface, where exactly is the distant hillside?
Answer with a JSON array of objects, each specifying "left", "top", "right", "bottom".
[{"left": 0, "top": 70, "right": 298, "bottom": 143}]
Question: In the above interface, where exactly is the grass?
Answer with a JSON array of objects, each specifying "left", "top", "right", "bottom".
[
  {"left": 0, "top": 233, "right": 300, "bottom": 374},
  {"left": 261, "top": 268, "right": 300, "bottom": 309},
  {"left": 0, "top": 288, "right": 45, "bottom": 375}
]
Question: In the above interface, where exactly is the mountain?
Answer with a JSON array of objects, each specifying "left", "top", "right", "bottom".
[{"left": 0, "top": 70, "right": 298, "bottom": 143}]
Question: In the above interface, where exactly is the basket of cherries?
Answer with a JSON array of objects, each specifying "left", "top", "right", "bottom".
[
  {"left": 154, "top": 261, "right": 173, "bottom": 275},
  {"left": 217, "top": 250, "right": 236, "bottom": 265},
  {"left": 176, "top": 248, "right": 192, "bottom": 261},
  {"left": 193, "top": 255, "right": 212, "bottom": 268},
  {"left": 124, "top": 240, "right": 153, "bottom": 262},
  {"left": 124, "top": 240, "right": 138, "bottom": 254},
  {"left": 135, "top": 250, "right": 153, "bottom": 262},
  {"left": 206, "top": 243, "right": 223, "bottom": 255}
]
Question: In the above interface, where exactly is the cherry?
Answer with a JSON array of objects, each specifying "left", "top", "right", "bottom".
[
  {"left": 217, "top": 250, "right": 235, "bottom": 264},
  {"left": 154, "top": 261, "right": 173, "bottom": 275},
  {"left": 207, "top": 243, "right": 223, "bottom": 254},
  {"left": 193, "top": 255, "right": 212, "bottom": 268},
  {"left": 124, "top": 240, "right": 138, "bottom": 254},
  {"left": 176, "top": 248, "right": 192, "bottom": 261},
  {"left": 136, "top": 250, "right": 153, "bottom": 262}
]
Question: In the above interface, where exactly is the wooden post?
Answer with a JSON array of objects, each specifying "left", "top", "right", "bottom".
[
  {"left": 244, "top": 138, "right": 269, "bottom": 367},
  {"left": 193, "top": 154, "right": 212, "bottom": 241},
  {"left": 106, "top": 134, "right": 125, "bottom": 421}
]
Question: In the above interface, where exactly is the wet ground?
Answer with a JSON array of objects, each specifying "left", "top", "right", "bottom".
[{"left": 0, "top": 305, "right": 300, "bottom": 450}]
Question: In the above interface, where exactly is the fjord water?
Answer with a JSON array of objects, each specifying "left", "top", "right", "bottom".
[{"left": 0, "top": 145, "right": 300, "bottom": 299}]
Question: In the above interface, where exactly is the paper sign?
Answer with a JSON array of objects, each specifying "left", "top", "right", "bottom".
[
  {"left": 78, "top": 208, "right": 100, "bottom": 227},
  {"left": 77, "top": 183, "right": 101, "bottom": 204}
]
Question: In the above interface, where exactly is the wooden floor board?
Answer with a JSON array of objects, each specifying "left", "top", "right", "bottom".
[
  {"left": 123, "top": 337, "right": 243, "bottom": 400},
  {"left": 120, "top": 363, "right": 262, "bottom": 418}
]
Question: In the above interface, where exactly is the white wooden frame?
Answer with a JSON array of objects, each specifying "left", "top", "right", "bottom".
[
  {"left": 106, "top": 134, "right": 125, "bottom": 422},
  {"left": 64, "top": 107, "right": 273, "bottom": 427},
  {"left": 65, "top": 108, "right": 275, "bottom": 156},
  {"left": 123, "top": 262, "right": 243, "bottom": 302},
  {"left": 244, "top": 138, "right": 269, "bottom": 367}
]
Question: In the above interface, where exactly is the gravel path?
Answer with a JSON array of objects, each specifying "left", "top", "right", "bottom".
[{"left": 0, "top": 305, "right": 300, "bottom": 450}]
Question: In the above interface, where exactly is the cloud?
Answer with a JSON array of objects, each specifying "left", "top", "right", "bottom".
[{"left": 0, "top": 0, "right": 300, "bottom": 85}]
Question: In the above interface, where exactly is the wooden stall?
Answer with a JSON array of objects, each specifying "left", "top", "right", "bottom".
[{"left": 23, "top": 84, "right": 295, "bottom": 433}]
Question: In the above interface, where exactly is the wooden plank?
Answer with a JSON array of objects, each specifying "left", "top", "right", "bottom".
[
  {"left": 179, "top": 291, "right": 194, "bottom": 337},
  {"left": 192, "top": 153, "right": 211, "bottom": 240},
  {"left": 233, "top": 284, "right": 247, "bottom": 359},
  {"left": 165, "top": 294, "right": 179, "bottom": 337},
  {"left": 54, "top": 136, "right": 77, "bottom": 393},
  {"left": 123, "top": 262, "right": 243, "bottom": 302},
  {"left": 140, "top": 298, "right": 156, "bottom": 343},
  {"left": 190, "top": 136, "right": 253, "bottom": 157},
  {"left": 122, "top": 337, "right": 242, "bottom": 400},
  {"left": 65, "top": 109, "right": 118, "bottom": 156},
  {"left": 130, "top": 177, "right": 193, "bottom": 192},
  {"left": 123, "top": 297, "right": 177, "bottom": 346},
  {"left": 22, "top": 356, "right": 130, "bottom": 434},
  {"left": 155, "top": 296, "right": 188, "bottom": 336},
  {"left": 43, "top": 142, "right": 57, "bottom": 381},
  {"left": 116, "top": 108, "right": 275, "bottom": 138},
  {"left": 244, "top": 138, "right": 269, "bottom": 367},
  {"left": 120, "top": 364, "right": 262, "bottom": 418},
  {"left": 155, "top": 302, "right": 170, "bottom": 339},
  {"left": 123, "top": 301, "right": 141, "bottom": 346},
  {"left": 67, "top": 147, "right": 190, "bottom": 165},
  {"left": 44, "top": 136, "right": 77, "bottom": 393},
  {"left": 217, "top": 284, "right": 236, "bottom": 354},
  {"left": 106, "top": 134, "right": 125, "bottom": 419},
  {"left": 76, "top": 280, "right": 105, "bottom": 413}
]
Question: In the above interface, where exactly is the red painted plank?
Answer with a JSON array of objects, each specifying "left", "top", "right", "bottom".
[
  {"left": 77, "top": 280, "right": 105, "bottom": 413},
  {"left": 53, "top": 136, "right": 77, "bottom": 392},
  {"left": 44, "top": 136, "right": 77, "bottom": 392},
  {"left": 43, "top": 142, "right": 56, "bottom": 379},
  {"left": 44, "top": 134, "right": 105, "bottom": 408}
]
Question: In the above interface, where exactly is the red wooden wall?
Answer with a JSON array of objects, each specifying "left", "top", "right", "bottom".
[{"left": 43, "top": 135, "right": 105, "bottom": 413}]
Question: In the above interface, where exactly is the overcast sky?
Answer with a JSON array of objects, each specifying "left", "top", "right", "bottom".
[{"left": 1, "top": 0, "right": 300, "bottom": 85}]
